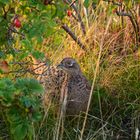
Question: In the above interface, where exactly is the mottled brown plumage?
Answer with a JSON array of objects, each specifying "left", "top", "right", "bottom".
[
  {"left": 32, "top": 57, "right": 91, "bottom": 115},
  {"left": 57, "top": 58, "right": 91, "bottom": 115}
]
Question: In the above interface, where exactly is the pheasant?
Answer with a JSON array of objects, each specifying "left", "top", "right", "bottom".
[
  {"left": 31, "top": 57, "right": 91, "bottom": 115},
  {"left": 57, "top": 58, "right": 91, "bottom": 115}
]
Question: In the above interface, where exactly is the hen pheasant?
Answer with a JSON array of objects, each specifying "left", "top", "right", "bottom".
[
  {"left": 57, "top": 58, "right": 91, "bottom": 115},
  {"left": 31, "top": 57, "right": 91, "bottom": 115},
  {"left": 30, "top": 56, "right": 67, "bottom": 106}
]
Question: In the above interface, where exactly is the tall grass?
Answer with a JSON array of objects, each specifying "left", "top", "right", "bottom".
[
  {"left": 1, "top": 1, "right": 140, "bottom": 140},
  {"left": 37, "top": 2, "right": 140, "bottom": 140}
]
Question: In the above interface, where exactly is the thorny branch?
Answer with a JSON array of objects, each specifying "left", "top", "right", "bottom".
[
  {"left": 61, "top": 24, "right": 86, "bottom": 51},
  {"left": 2, "top": 6, "right": 9, "bottom": 19},
  {"left": 106, "top": 0, "right": 140, "bottom": 48},
  {"left": 63, "top": 0, "right": 86, "bottom": 35},
  {"left": 116, "top": 10, "right": 140, "bottom": 48},
  {"left": 9, "top": 26, "right": 25, "bottom": 39},
  {"left": 3, "top": 61, "right": 49, "bottom": 78}
]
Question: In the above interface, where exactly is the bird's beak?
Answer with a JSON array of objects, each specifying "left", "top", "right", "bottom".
[{"left": 57, "top": 63, "right": 63, "bottom": 69}]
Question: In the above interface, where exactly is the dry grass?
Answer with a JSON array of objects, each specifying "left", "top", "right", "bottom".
[
  {"left": 1, "top": 1, "right": 140, "bottom": 140},
  {"left": 31, "top": 2, "right": 140, "bottom": 140}
]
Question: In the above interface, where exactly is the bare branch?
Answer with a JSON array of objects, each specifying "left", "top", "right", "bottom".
[
  {"left": 61, "top": 24, "right": 86, "bottom": 50},
  {"left": 116, "top": 10, "right": 140, "bottom": 47},
  {"left": 64, "top": 0, "right": 86, "bottom": 35}
]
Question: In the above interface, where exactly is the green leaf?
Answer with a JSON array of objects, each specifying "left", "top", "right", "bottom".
[
  {"left": 12, "top": 123, "right": 27, "bottom": 140},
  {"left": 84, "top": 0, "right": 90, "bottom": 8},
  {"left": 15, "top": 78, "right": 44, "bottom": 94},
  {"left": 27, "top": 124, "right": 34, "bottom": 140},
  {"left": 20, "top": 96, "right": 34, "bottom": 108},
  {"left": 21, "top": 39, "right": 32, "bottom": 51},
  {"left": 32, "top": 111, "right": 42, "bottom": 122},
  {"left": 18, "top": 51, "right": 29, "bottom": 60},
  {"left": 55, "top": 2, "right": 66, "bottom": 19},
  {"left": 7, "top": 108, "right": 22, "bottom": 123},
  {"left": 32, "top": 50, "right": 45, "bottom": 60},
  {"left": 0, "top": 0, "right": 10, "bottom": 4},
  {"left": 0, "top": 69, "right": 4, "bottom": 74},
  {"left": 0, "top": 78, "right": 16, "bottom": 104},
  {"left": 26, "top": 78, "right": 44, "bottom": 94}
]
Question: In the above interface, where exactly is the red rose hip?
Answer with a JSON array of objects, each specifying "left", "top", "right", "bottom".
[
  {"left": 67, "top": 10, "right": 72, "bottom": 17},
  {"left": 13, "top": 18, "right": 21, "bottom": 28}
]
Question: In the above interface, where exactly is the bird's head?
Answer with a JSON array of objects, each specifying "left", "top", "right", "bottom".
[{"left": 57, "top": 58, "right": 81, "bottom": 75}]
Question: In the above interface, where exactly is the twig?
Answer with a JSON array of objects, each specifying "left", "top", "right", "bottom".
[
  {"left": 10, "top": 27, "right": 25, "bottom": 39},
  {"left": 129, "top": 9, "right": 140, "bottom": 43},
  {"left": 61, "top": 24, "right": 86, "bottom": 50},
  {"left": 64, "top": 0, "right": 86, "bottom": 35},
  {"left": 72, "top": 13, "right": 79, "bottom": 21},
  {"left": 2, "top": 6, "right": 8, "bottom": 19},
  {"left": 103, "top": 0, "right": 122, "bottom": 6},
  {"left": 112, "top": 1, "right": 122, "bottom": 6},
  {"left": 116, "top": 10, "right": 140, "bottom": 48},
  {"left": 3, "top": 61, "right": 48, "bottom": 77},
  {"left": 108, "top": 0, "right": 140, "bottom": 47},
  {"left": 69, "top": 0, "right": 77, "bottom": 7}
]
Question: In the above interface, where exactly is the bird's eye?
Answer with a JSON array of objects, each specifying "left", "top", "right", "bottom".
[{"left": 67, "top": 62, "right": 73, "bottom": 67}]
